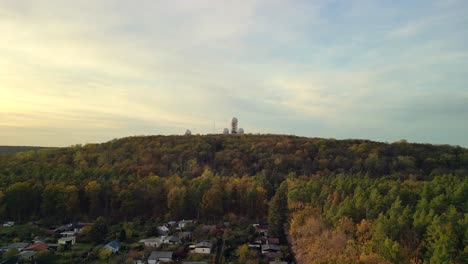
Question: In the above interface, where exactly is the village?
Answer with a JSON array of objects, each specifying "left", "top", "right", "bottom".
[{"left": 0, "top": 219, "right": 291, "bottom": 264}]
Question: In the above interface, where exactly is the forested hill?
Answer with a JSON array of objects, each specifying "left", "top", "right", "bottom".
[
  {"left": 1, "top": 135, "right": 467, "bottom": 263},
  {"left": 0, "top": 146, "right": 49, "bottom": 155},
  {"left": 0, "top": 134, "right": 466, "bottom": 185}
]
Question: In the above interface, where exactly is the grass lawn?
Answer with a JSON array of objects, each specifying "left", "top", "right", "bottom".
[{"left": 46, "top": 243, "right": 95, "bottom": 264}]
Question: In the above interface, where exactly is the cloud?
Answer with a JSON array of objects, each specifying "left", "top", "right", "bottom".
[{"left": 0, "top": 0, "right": 467, "bottom": 146}]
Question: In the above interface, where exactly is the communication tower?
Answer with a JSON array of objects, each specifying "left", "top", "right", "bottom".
[{"left": 231, "top": 117, "right": 238, "bottom": 134}]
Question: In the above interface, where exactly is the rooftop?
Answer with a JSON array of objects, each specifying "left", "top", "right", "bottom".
[
  {"left": 262, "top": 244, "right": 281, "bottom": 252},
  {"left": 20, "top": 251, "right": 37, "bottom": 259},
  {"left": 105, "top": 241, "right": 119, "bottom": 249},
  {"left": 195, "top": 241, "right": 213, "bottom": 248},
  {"left": 1, "top": 243, "right": 29, "bottom": 250},
  {"left": 24, "top": 243, "right": 49, "bottom": 251},
  {"left": 58, "top": 236, "right": 76, "bottom": 242},
  {"left": 149, "top": 251, "right": 173, "bottom": 260},
  {"left": 139, "top": 237, "right": 161, "bottom": 242}
]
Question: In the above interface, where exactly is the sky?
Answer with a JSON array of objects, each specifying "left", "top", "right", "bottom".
[{"left": 0, "top": 0, "right": 467, "bottom": 147}]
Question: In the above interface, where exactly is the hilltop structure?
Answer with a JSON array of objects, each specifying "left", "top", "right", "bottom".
[
  {"left": 185, "top": 117, "right": 244, "bottom": 135},
  {"left": 231, "top": 117, "right": 238, "bottom": 134}
]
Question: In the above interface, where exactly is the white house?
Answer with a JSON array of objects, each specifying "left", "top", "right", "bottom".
[
  {"left": 139, "top": 237, "right": 162, "bottom": 248},
  {"left": 58, "top": 236, "right": 76, "bottom": 246},
  {"left": 148, "top": 251, "right": 172, "bottom": 264},
  {"left": 191, "top": 241, "right": 213, "bottom": 254}
]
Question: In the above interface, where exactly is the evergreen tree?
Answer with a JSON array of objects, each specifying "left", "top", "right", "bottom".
[
  {"left": 268, "top": 181, "right": 288, "bottom": 242},
  {"left": 90, "top": 217, "right": 108, "bottom": 244},
  {"left": 425, "top": 216, "right": 457, "bottom": 264}
]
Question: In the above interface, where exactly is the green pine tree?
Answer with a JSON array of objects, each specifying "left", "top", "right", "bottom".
[{"left": 268, "top": 181, "right": 288, "bottom": 242}]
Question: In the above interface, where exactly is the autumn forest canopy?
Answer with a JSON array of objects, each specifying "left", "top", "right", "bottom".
[{"left": 0, "top": 134, "right": 467, "bottom": 263}]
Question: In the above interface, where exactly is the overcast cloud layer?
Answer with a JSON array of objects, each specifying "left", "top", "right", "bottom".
[{"left": 1, "top": 0, "right": 467, "bottom": 147}]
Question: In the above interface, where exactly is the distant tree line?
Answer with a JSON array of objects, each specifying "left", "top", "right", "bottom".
[
  {"left": 0, "top": 146, "right": 50, "bottom": 155},
  {"left": 0, "top": 135, "right": 466, "bottom": 185}
]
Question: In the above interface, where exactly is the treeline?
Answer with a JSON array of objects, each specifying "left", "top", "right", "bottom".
[
  {"left": 0, "top": 146, "right": 49, "bottom": 155},
  {"left": 0, "top": 135, "right": 467, "bottom": 185},
  {"left": 287, "top": 174, "right": 468, "bottom": 263},
  {"left": 0, "top": 171, "right": 270, "bottom": 224}
]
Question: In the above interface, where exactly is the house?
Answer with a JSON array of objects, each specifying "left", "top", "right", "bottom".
[
  {"left": 32, "top": 236, "right": 47, "bottom": 244},
  {"left": 254, "top": 237, "right": 268, "bottom": 245},
  {"left": 139, "top": 237, "right": 162, "bottom": 248},
  {"left": 177, "top": 220, "right": 193, "bottom": 230},
  {"left": 157, "top": 225, "right": 170, "bottom": 236},
  {"left": 24, "top": 243, "right": 49, "bottom": 251},
  {"left": 148, "top": 251, "right": 173, "bottom": 264},
  {"left": 54, "top": 223, "right": 74, "bottom": 233},
  {"left": 3, "top": 221, "right": 14, "bottom": 227},
  {"left": 105, "top": 241, "right": 120, "bottom": 253},
  {"left": 19, "top": 251, "right": 36, "bottom": 261},
  {"left": 162, "top": 235, "right": 180, "bottom": 245},
  {"left": 262, "top": 243, "right": 283, "bottom": 260},
  {"left": 248, "top": 239, "right": 262, "bottom": 249},
  {"left": 60, "top": 231, "right": 76, "bottom": 237},
  {"left": 267, "top": 237, "right": 280, "bottom": 245},
  {"left": 261, "top": 244, "right": 281, "bottom": 254},
  {"left": 58, "top": 236, "right": 76, "bottom": 246},
  {"left": 254, "top": 224, "right": 269, "bottom": 237},
  {"left": 47, "top": 244, "right": 59, "bottom": 251},
  {"left": 191, "top": 241, "right": 213, "bottom": 254},
  {"left": 0, "top": 242, "right": 30, "bottom": 252}
]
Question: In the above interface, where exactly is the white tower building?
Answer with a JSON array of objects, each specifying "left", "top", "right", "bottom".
[{"left": 231, "top": 117, "right": 238, "bottom": 134}]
